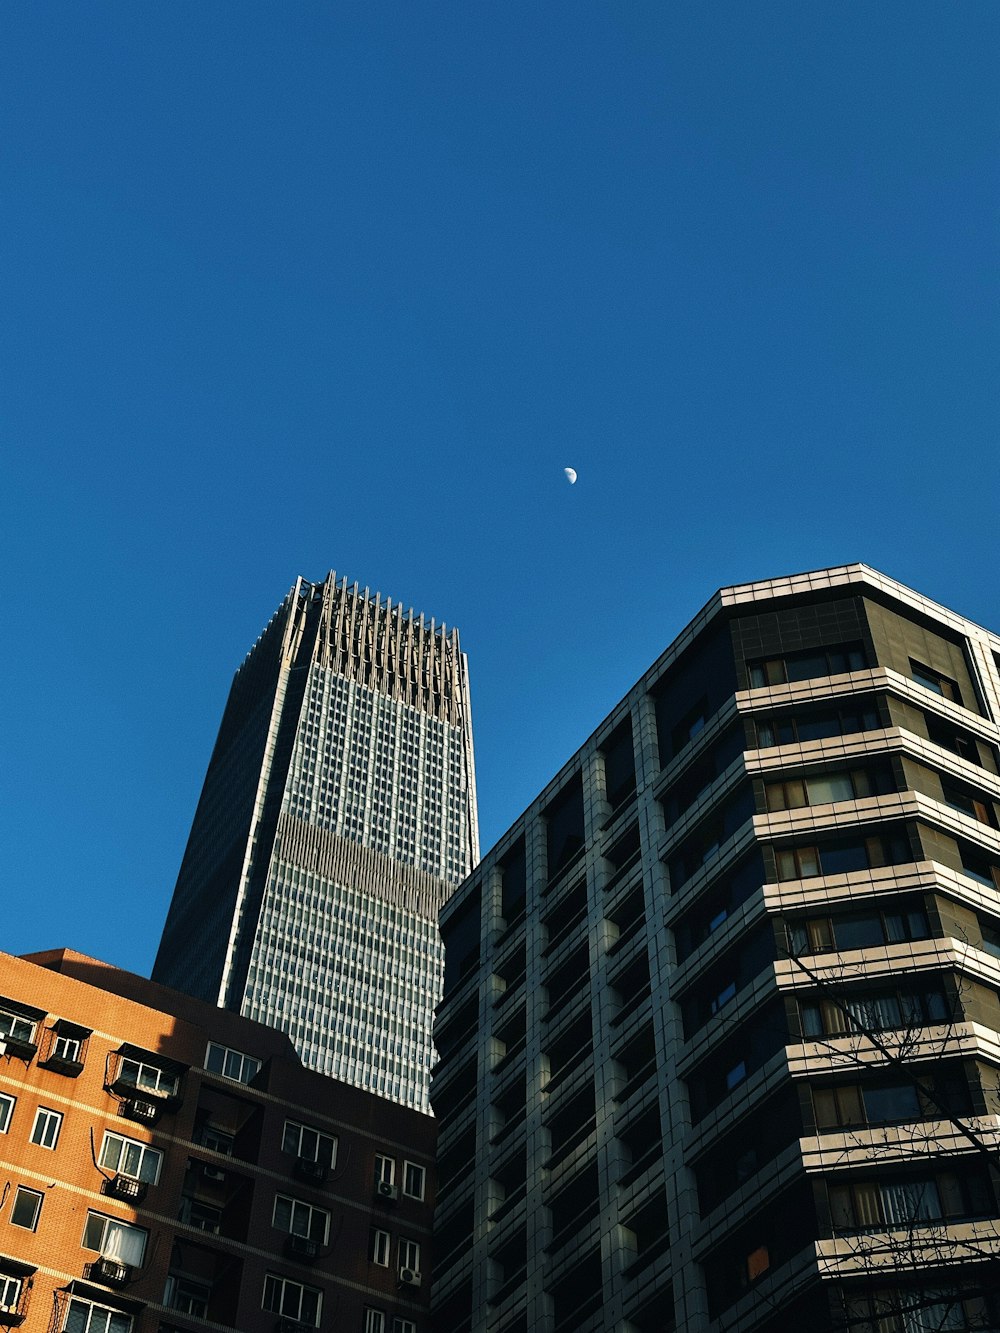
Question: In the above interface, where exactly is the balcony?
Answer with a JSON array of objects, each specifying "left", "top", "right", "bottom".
[
  {"left": 0, "top": 1036, "right": 36, "bottom": 1064},
  {"left": 86, "top": 1256, "right": 132, "bottom": 1287},
  {"left": 285, "top": 1234, "right": 320, "bottom": 1263},
  {"left": 103, "top": 1174, "right": 148, "bottom": 1204},
  {"left": 293, "top": 1156, "right": 328, "bottom": 1186}
]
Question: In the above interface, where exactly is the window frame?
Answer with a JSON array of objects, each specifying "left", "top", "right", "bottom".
[
  {"left": 30, "top": 1105, "right": 63, "bottom": 1149},
  {"left": 81, "top": 1210, "right": 149, "bottom": 1267},
  {"left": 164, "top": 1274, "right": 211, "bottom": 1318},
  {"left": 205, "top": 1042, "right": 261, "bottom": 1085},
  {"left": 399, "top": 1238, "right": 421, "bottom": 1274},
  {"left": 261, "top": 1273, "right": 322, "bottom": 1327},
  {"left": 282, "top": 1118, "right": 337, "bottom": 1168},
  {"left": 0, "top": 1092, "right": 14, "bottom": 1134},
  {"left": 374, "top": 1153, "right": 396, "bottom": 1187},
  {"left": 0, "top": 1272, "right": 22, "bottom": 1315},
  {"left": 910, "top": 660, "right": 962, "bottom": 705},
  {"left": 0, "top": 1009, "right": 35, "bottom": 1045},
  {"left": 99, "top": 1130, "right": 163, "bottom": 1185},
  {"left": 364, "top": 1310, "right": 386, "bottom": 1333},
  {"left": 272, "top": 1193, "right": 331, "bottom": 1245},
  {"left": 10, "top": 1186, "right": 42, "bottom": 1231},
  {"left": 52, "top": 1033, "right": 83, "bottom": 1062},
  {"left": 369, "top": 1227, "right": 391, "bottom": 1266},
  {"left": 116, "top": 1055, "right": 178, "bottom": 1097},
  {"left": 402, "top": 1160, "right": 426, "bottom": 1201},
  {"left": 63, "top": 1297, "right": 133, "bottom": 1332}
]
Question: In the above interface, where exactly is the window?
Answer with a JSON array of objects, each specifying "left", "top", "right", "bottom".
[
  {"left": 205, "top": 1042, "right": 261, "bottom": 1085},
  {"left": 365, "top": 1311, "right": 386, "bottom": 1333},
  {"left": 262, "top": 1274, "right": 322, "bottom": 1327},
  {"left": 765, "top": 767, "right": 887, "bottom": 812},
  {"left": 402, "top": 1161, "right": 426, "bottom": 1200},
  {"left": 0, "top": 1273, "right": 22, "bottom": 1314},
  {"left": 179, "top": 1198, "right": 221, "bottom": 1233},
  {"left": 745, "top": 1245, "right": 770, "bottom": 1282},
  {"left": 10, "top": 1186, "right": 42, "bottom": 1230},
  {"left": 670, "top": 699, "right": 708, "bottom": 756},
  {"left": 282, "top": 1119, "right": 337, "bottom": 1168},
  {"left": 813, "top": 1082, "right": 922, "bottom": 1129},
  {"left": 0, "top": 1009, "right": 35, "bottom": 1044},
  {"left": 829, "top": 1177, "right": 943, "bottom": 1230},
  {"left": 749, "top": 644, "right": 866, "bottom": 688},
  {"left": 399, "top": 1239, "right": 421, "bottom": 1273},
  {"left": 942, "top": 782, "right": 997, "bottom": 827},
  {"left": 725, "top": 1061, "right": 747, "bottom": 1091},
  {"left": 981, "top": 920, "right": 1000, "bottom": 961},
  {"left": 710, "top": 982, "right": 737, "bottom": 1016},
  {"left": 273, "top": 1194, "right": 330, "bottom": 1244},
  {"left": 99, "top": 1131, "right": 163, "bottom": 1185},
  {"left": 754, "top": 704, "right": 879, "bottom": 748},
  {"left": 961, "top": 850, "right": 1000, "bottom": 891},
  {"left": 393, "top": 1321, "right": 418, "bottom": 1333},
  {"left": 196, "top": 1123, "right": 234, "bottom": 1155},
  {"left": 63, "top": 1298, "right": 133, "bottom": 1332},
  {"left": 370, "top": 1228, "right": 391, "bottom": 1265},
  {"left": 787, "top": 905, "right": 929, "bottom": 957},
  {"left": 164, "top": 1276, "right": 211, "bottom": 1318},
  {"left": 0, "top": 1092, "right": 14, "bottom": 1133},
  {"left": 910, "top": 660, "right": 962, "bottom": 705},
  {"left": 52, "top": 1034, "right": 82, "bottom": 1062},
  {"left": 375, "top": 1153, "right": 396, "bottom": 1187},
  {"left": 800, "top": 988, "right": 948, "bottom": 1039},
  {"left": 116, "top": 1056, "right": 177, "bottom": 1097},
  {"left": 775, "top": 833, "right": 908, "bottom": 882},
  {"left": 862, "top": 1083, "right": 923, "bottom": 1124},
  {"left": 927, "top": 719, "right": 985, "bottom": 767},
  {"left": 82, "top": 1212, "right": 148, "bottom": 1266},
  {"left": 30, "top": 1105, "right": 62, "bottom": 1149},
  {"left": 843, "top": 1286, "right": 992, "bottom": 1333}
]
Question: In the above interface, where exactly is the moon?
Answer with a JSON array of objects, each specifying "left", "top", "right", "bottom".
[{"left": 563, "top": 467, "right": 578, "bottom": 485}]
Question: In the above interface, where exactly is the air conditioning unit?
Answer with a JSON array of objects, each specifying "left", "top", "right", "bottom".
[
  {"left": 125, "top": 1097, "right": 159, "bottom": 1123},
  {"left": 202, "top": 1165, "right": 226, "bottom": 1182},
  {"left": 398, "top": 1267, "right": 422, "bottom": 1288},
  {"left": 376, "top": 1180, "right": 398, "bottom": 1201},
  {"left": 89, "top": 1256, "right": 131, "bottom": 1286}
]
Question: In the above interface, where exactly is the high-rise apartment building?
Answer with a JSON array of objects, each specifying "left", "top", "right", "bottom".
[
  {"left": 153, "top": 573, "right": 479, "bottom": 1112},
  {"left": 431, "top": 565, "right": 1000, "bottom": 1333},
  {"left": 0, "top": 946, "right": 436, "bottom": 1333}
]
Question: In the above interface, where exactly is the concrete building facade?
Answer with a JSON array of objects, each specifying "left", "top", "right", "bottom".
[
  {"left": 0, "top": 948, "right": 435, "bottom": 1333},
  {"left": 152, "top": 573, "right": 479, "bottom": 1112},
  {"left": 430, "top": 565, "right": 1000, "bottom": 1333}
]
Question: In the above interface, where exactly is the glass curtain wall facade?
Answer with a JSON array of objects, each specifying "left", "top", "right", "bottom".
[
  {"left": 431, "top": 565, "right": 1000, "bottom": 1332},
  {"left": 154, "top": 573, "right": 479, "bottom": 1111}
]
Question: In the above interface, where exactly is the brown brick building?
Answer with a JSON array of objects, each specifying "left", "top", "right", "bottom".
[{"left": 0, "top": 948, "right": 435, "bottom": 1333}]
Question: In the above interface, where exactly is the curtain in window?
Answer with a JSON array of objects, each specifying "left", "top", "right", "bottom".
[
  {"left": 806, "top": 775, "right": 855, "bottom": 804},
  {"left": 851, "top": 1182, "right": 881, "bottom": 1227},
  {"left": 844, "top": 995, "right": 900, "bottom": 1032},
  {"left": 900, "top": 1291, "right": 964, "bottom": 1333},
  {"left": 879, "top": 1180, "right": 941, "bottom": 1227},
  {"left": 101, "top": 1219, "right": 146, "bottom": 1266}
]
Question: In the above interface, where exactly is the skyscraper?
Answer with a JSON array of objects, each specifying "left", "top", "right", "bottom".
[
  {"left": 153, "top": 573, "right": 479, "bottom": 1111},
  {"left": 431, "top": 564, "right": 1000, "bottom": 1332}
]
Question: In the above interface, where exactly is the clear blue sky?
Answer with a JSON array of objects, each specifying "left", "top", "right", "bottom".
[{"left": 2, "top": 3, "right": 997, "bottom": 975}]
